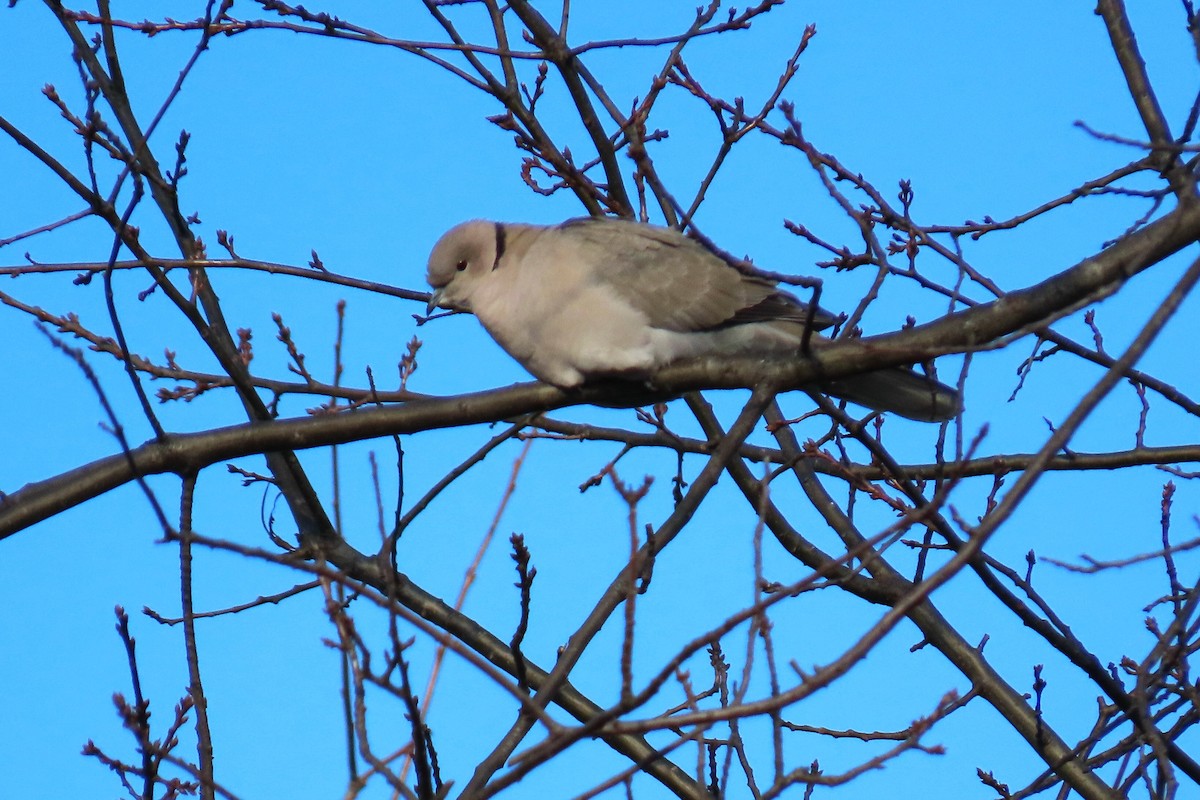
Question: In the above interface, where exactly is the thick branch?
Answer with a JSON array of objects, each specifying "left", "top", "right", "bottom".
[{"left": 6, "top": 194, "right": 1200, "bottom": 539}]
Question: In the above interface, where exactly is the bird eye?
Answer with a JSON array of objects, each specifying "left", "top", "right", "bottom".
[{"left": 455, "top": 259, "right": 468, "bottom": 272}]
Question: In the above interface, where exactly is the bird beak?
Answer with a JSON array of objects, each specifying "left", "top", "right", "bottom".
[{"left": 426, "top": 288, "right": 444, "bottom": 316}]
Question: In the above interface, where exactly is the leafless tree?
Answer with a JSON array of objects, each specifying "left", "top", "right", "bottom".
[{"left": 2, "top": 2, "right": 1198, "bottom": 799}]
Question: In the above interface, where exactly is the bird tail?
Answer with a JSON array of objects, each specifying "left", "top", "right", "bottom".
[{"left": 818, "top": 368, "right": 960, "bottom": 422}]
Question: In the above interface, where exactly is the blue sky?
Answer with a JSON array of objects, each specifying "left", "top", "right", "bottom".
[{"left": 2, "top": 2, "right": 1198, "bottom": 798}]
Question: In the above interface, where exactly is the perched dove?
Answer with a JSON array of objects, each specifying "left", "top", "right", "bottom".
[{"left": 426, "top": 217, "right": 959, "bottom": 422}]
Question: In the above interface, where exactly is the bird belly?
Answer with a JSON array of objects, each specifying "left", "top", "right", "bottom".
[
  {"left": 465, "top": 273, "right": 651, "bottom": 386},
  {"left": 528, "top": 284, "right": 664, "bottom": 385}
]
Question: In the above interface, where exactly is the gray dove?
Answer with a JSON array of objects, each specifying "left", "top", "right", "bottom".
[{"left": 426, "top": 217, "right": 959, "bottom": 422}]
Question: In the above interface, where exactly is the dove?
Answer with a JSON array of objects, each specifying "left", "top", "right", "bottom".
[{"left": 425, "top": 216, "right": 959, "bottom": 422}]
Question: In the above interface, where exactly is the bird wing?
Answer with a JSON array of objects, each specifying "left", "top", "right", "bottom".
[{"left": 556, "top": 218, "right": 836, "bottom": 334}]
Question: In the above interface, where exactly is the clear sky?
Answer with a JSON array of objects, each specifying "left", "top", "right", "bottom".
[{"left": 2, "top": 2, "right": 1198, "bottom": 798}]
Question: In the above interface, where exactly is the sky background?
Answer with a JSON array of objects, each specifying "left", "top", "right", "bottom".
[{"left": 2, "top": 2, "right": 1198, "bottom": 798}]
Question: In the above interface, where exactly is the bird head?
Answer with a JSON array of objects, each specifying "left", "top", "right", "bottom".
[{"left": 425, "top": 219, "right": 500, "bottom": 315}]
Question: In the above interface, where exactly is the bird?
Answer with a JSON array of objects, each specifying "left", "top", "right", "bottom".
[{"left": 425, "top": 216, "right": 959, "bottom": 422}]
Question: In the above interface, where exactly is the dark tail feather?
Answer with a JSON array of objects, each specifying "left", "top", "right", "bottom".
[{"left": 819, "top": 368, "right": 960, "bottom": 422}]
